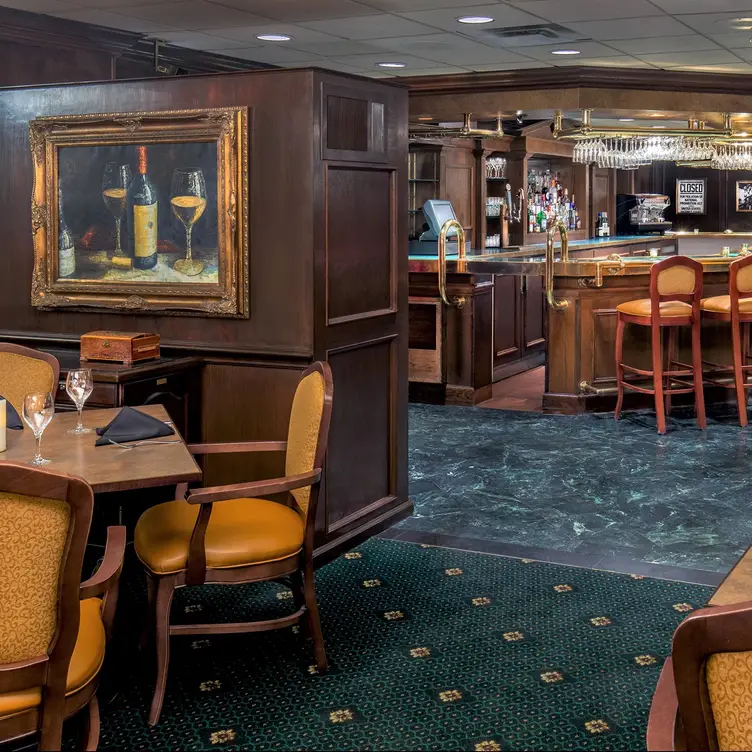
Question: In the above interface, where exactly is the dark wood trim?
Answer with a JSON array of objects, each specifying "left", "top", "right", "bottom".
[
  {"left": 402, "top": 65, "right": 752, "bottom": 96},
  {"left": 493, "top": 351, "right": 544, "bottom": 383}
]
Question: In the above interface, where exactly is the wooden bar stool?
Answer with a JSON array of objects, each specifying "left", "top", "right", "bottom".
[
  {"left": 700, "top": 254, "right": 752, "bottom": 426},
  {"left": 614, "top": 256, "right": 706, "bottom": 435}
]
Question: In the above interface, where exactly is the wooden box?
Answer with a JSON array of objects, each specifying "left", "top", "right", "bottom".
[{"left": 80, "top": 331, "right": 160, "bottom": 365}]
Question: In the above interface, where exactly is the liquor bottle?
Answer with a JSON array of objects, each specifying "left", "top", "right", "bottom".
[
  {"left": 58, "top": 187, "right": 75, "bottom": 278},
  {"left": 127, "top": 145, "right": 158, "bottom": 270}
]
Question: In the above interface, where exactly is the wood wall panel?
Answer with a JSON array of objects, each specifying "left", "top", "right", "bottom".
[
  {"left": 326, "top": 339, "right": 393, "bottom": 530},
  {"left": 326, "top": 166, "right": 394, "bottom": 324}
]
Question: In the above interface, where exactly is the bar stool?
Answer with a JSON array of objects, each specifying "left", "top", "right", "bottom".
[
  {"left": 700, "top": 254, "right": 752, "bottom": 426},
  {"left": 614, "top": 256, "right": 706, "bottom": 435}
]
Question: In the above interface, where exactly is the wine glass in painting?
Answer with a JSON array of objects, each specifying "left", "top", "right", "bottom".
[
  {"left": 65, "top": 369, "right": 94, "bottom": 435},
  {"left": 171, "top": 168, "right": 207, "bottom": 276},
  {"left": 102, "top": 162, "right": 132, "bottom": 257},
  {"left": 23, "top": 392, "right": 54, "bottom": 466}
]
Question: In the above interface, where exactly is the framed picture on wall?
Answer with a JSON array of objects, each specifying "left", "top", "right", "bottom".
[
  {"left": 676, "top": 178, "right": 706, "bottom": 214},
  {"left": 737, "top": 181, "right": 752, "bottom": 212},
  {"left": 28, "top": 107, "right": 249, "bottom": 317}
]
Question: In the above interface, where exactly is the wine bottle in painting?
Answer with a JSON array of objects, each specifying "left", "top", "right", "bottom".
[
  {"left": 58, "top": 187, "right": 75, "bottom": 278},
  {"left": 127, "top": 145, "right": 158, "bottom": 270}
]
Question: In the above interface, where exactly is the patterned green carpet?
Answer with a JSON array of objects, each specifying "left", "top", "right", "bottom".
[{"left": 96, "top": 538, "right": 711, "bottom": 752}]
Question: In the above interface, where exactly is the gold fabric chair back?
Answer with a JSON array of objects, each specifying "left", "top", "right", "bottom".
[
  {"left": 706, "top": 651, "right": 752, "bottom": 750},
  {"left": 0, "top": 344, "right": 60, "bottom": 415},
  {"left": 655, "top": 262, "right": 699, "bottom": 297},
  {"left": 285, "top": 369, "right": 327, "bottom": 516}
]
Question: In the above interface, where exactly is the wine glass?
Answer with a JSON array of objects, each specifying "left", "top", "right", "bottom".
[
  {"left": 23, "top": 392, "right": 54, "bottom": 466},
  {"left": 65, "top": 369, "right": 94, "bottom": 435},
  {"left": 171, "top": 167, "right": 207, "bottom": 276},
  {"left": 102, "top": 163, "right": 132, "bottom": 257}
]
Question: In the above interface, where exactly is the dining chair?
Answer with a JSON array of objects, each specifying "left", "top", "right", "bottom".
[
  {"left": 647, "top": 599, "right": 752, "bottom": 751},
  {"left": 0, "top": 343, "right": 60, "bottom": 415},
  {"left": 134, "top": 361, "right": 334, "bottom": 726},
  {"left": 0, "top": 462, "right": 125, "bottom": 751}
]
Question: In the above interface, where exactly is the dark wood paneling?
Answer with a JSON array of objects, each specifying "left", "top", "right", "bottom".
[
  {"left": 326, "top": 339, "right": 392, "bottom": 529},
  {"left": 524, "top": 275, "right": 545, "bottom": 352},
  {"left": 591, "top": 167, "right": 615, "bottom": 236},
  {"left": 408, "top": 303, "right": 437, "bottom": 349},
  {"left": 494, "top": 274, "right": 522, "bottom": 365},
  {"left": 326, "top": 95, "right": 369, "bottom": 152},
  {"left": 442, "top": 145, "right": 475, "bottom": 243},
  {"left": 326, "top": 166, "right": 394, "bottom": 324}
]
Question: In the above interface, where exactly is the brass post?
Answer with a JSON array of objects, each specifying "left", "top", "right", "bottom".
[
  {"left": 438, "top": 219, "right": 467, "bottom": 309},
  {"left": 545, "top": 220, "right": 569, "bottom": 311}
]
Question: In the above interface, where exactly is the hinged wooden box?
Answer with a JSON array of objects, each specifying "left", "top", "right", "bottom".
[{"left": 80, "top": 331, "right": 160, "bottom": 365}]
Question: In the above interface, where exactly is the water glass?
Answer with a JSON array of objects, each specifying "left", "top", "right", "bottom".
[
  {"left": 23, "top": 392, "right": 54, "bottom": 466},
  {"left": 66, "top": 369, "right": 94, "bottom": 434}
]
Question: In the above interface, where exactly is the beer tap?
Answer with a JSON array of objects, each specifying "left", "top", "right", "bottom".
[{"left": 503, "top": 183, "right": 524, "bottom": 223}]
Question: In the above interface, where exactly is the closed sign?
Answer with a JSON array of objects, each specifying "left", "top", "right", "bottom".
[{"left": 676, "top": 179, "right": 706, "bottom": 214}]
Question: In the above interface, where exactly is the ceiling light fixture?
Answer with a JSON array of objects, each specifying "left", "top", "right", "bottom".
[
  {"left": 619, "top": 118, "right": 635, "bottom": 122},
  {"left": 457, "top": 15, "right": 494, "bottom": 24},
  {"left": 377, "top": 62, "right": 406, "bottom": 68},
  {"left": 551, "top": 49, "right": 581, "bottom": 55},
  {"left": 256, "top": 34, "right": 292, "bottom": 41},
  {"left": 652, "top": 125, "right": 667, "bottom": 128},
  {"left": 418, "top": 116, "right": 433, "bottom": 121},
  {"left": 728, "top": 16, "right": 752, "bottom": 29}
]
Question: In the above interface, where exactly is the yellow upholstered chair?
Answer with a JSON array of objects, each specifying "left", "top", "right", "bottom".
[
  {"left": 700, "top": 254, "right": 752, "bottom": 426},
  {"left": 0, "top": 462, "right": 125, "bottom": 751},
  {"left": 647, "top": 599, "right": 752, "bottom": 751},
  {"left": 614, "top": 255, "right": 706, "bottom": 434},
  {"left": 135, "top": 361, "right": 334, "bottom": 726},
  {"left": 0, "top": 343, "right": 60, "bottom": 416}
]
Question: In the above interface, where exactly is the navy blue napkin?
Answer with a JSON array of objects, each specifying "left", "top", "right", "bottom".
[
  {"left": 95, "top": 406, "right": 174, "bottom": 447},
  {"left": 0, "top": 395, "right": 23, "bottom": 430}
]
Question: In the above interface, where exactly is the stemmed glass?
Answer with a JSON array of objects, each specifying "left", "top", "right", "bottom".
[
  {"left": 23, "top": 392, "right": 54, "bottom": 466},
  {"left": 66, "top": 369, "right": 94, "bottom": 434},
  {"left": 171, "top": 167, "right": 207, "bottom": 276},
  {"left": 102, "top": 163, "right": 132, "bottom": 257}
]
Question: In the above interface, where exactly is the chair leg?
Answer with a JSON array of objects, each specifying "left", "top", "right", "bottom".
[
  {"left": 652, "top": 324, "right": 667, "bottom": 435},
  {"left": 140, "top": 573, "right": 156, "bottom": 653},
  {"left": 302, "top": 563, "right": 328, "bottom": 671},
  {"left": 692, "top": 317, "right": 707, "bottom": 430},
  {"left": 614, "top": 314, "right": 625, "bottom": 421},
  {"left": 290, "top": 569, "right": 305, "bottom": 615},
  {"left": 148, "top": 576, "right": 176, "bottom": 727},
  {"left": 665, "top": 326, "right": 677, "bottom": 417},
  {"left": 732, "top": 317, "right": 747, "bottom": 427},
  {"left": 83, "top": 695, "right": 101, "bottom": 752}
]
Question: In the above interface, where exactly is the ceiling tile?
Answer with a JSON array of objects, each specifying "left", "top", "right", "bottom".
[
  {"left": 50, "top": 7, "right": 178, "bottom": 32},
  {"left": 210, "top": 0, "right": 379, "bottom": 22},
  {"left": 285, "top": 40, "right": 386, "bottom": 55},
  {"left": 366, "top": 31, "right": 534, "bottom": 64},
  {"left": 0, "top": 0, "right": 84, "bottom": 11},
  {"left": 66, "top": 0, "right": 161, "bottom": 6},
  {"left": 300, "top": 13, "right": 435, "bottom": 39},
  {"left": 115, "top": 1, "right": 270, "bottom": 30},
  {"left": 398, "top": 3, "right": 544, "bottom": 31},
  {"left": 327, "top": 52, "right": 449, "bottom": 70},
  {"left": 394, "top": 65, "right": 470, "bottom": 75},
  {"left": 650, "top": 0, "right": 752, "bottom": 12},
  {"left": 507, "top": 0, "right": 667, "bottom": 22},
  {"left": 358, "top": 0, "right": 503, "bottom": 9},
  {"left": 216, "top": 45, "right": 322, "bottom": 62},
  {"left": 607, "top": 35, "right": 721, "bottom": 54},
  {"left": 517, "top": 40, "right": 625, "bottom": 61},
  {"left": 555, "top": 55, "right": 656, "bottom": 68},
  {"left": 562, "top": 16, "right": 694, "bottom": 40},
  {"left": 724, "top": 46, "right": 752, "bottom": 60},
  {"left": 673, "top": 62, "right": 752, "bottom": 73},
  {"left": 282, "top": 59, "right": 370, "bottom": 73},
  {"left": 676, "top": 11, "right": 752, "bottom": 35},
  {"left": 467, "top": 60, "right": 553, "bottom": 70},
  {"left": 636, "top": 49, "right": 744, "bottom": 67},
  {"left": 707, "top": 31, "right": 752, "bottom": 49},
  {"left": 153, "top": 30, "right": 253, "bottom": 49},
  {"left": 207, "top": 25, "right": 344, "bottom": 43}
]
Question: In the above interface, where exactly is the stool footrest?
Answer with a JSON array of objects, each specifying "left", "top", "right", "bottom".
[{"left": 620, "top": 363, "right": 694, "bottom": 378}]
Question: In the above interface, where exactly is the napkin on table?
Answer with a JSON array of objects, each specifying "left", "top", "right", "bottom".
[{"left": 95, "top": 406, "right": 175, "bottom": 447}]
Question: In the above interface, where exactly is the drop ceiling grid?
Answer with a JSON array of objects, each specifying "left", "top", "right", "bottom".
[{"left": 4, "top": 0, "right": 752, "bottom": 74}]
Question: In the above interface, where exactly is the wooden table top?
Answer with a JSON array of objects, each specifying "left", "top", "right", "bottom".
[
  {"left": 708, "top": 545, "right": 752, "bottom": 607},
  {"left": 0, "top": 404, "right": 202, "bottom": 493}
]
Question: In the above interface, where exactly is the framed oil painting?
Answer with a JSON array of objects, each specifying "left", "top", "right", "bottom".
[
  {"left": 737, "top": 180, "right": 752, "bottom": 213},
  {"left": 29, "top": 107, "right": 248, "bottom": 317}
]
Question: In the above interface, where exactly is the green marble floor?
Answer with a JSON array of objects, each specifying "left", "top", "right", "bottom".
[{"left": 397, "top": 403, "right": 752, "bottom": 579}]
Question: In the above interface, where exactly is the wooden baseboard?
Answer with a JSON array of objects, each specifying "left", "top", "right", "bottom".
[{"left": 409, "top": 381, "right": 493, "bottom": 406}]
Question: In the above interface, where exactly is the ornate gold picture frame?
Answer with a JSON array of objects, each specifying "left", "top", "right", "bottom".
[{"left": 29, "top": 107, "right": 248, "bottom": 317}]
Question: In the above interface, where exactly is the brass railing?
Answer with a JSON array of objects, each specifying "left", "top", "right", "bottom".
[
  {"left": 438, "top": 219, "right": 466, "bottom": 309},
  {"left": 545, "top": 220, "right": 569, "bottom": 311}
]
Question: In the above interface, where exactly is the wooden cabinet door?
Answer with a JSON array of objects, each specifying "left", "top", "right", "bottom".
[
  {"left": 523, "top": 275, "right": 546, "bottom": 354},
  {"left": 493, "top": 274, "right": 522, "bottom": 367}
]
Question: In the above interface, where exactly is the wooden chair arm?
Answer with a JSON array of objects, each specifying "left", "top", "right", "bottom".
[
  {"left": 186, "top": 469, "right": 321, "bottom": 505},
  {"left": 186, "top": 440, "right": 287, "bottom": 455},
  {"left": 80, "top": 526, "right": 126, "bottom": 600},
  {"left": 647, "top": 658, "right": 680, "bottom": 752}
]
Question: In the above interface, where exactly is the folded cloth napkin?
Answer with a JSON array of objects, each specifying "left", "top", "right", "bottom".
[
  {"left": 0, "top": 396, "right": 23, "bottom": 430},
  {"left": 95, "top": 406, "right": 175, "bottom": 447}
]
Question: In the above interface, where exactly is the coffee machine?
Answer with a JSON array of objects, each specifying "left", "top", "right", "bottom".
[{"left": 616, "top": 194, "right": 672, "bottom": 235}]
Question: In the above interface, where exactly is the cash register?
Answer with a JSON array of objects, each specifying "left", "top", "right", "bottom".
[{"left": 408, "top": 200, "right": 462, "bottom": 257}]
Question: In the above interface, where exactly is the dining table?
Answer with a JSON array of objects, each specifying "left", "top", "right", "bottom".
[{"left": 0, "top": 403, "right": 202, "bottom": 493}]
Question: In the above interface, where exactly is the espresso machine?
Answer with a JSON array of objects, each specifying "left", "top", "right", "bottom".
[{"left": 616, "top": 194, "right": 672, "bottom": 235}]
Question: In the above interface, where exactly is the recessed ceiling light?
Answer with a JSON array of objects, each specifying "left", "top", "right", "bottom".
[
  {"left": 727, "top": 16, "right": 752, "bottom": 29},
  {"left": 418, "top": 116, "right": 433, "bottom": 121},
  {"left": 457, "top": 15, "right": 494, "bottom": 24},
  {"left": 256, "top": 34, "right": 292, "bottom": 41},
  {"left": 551, "top": 49, "right": 581, "bottom": 55},
  {"left": 377, "top": 62, "right": 406, "bottom": 68},
  {"left": 618, "top": 118, "right": 635, "bottom": 122},
  {"left": 652, "top": 125, "right": 667, "bottom": 128}
]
